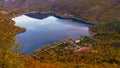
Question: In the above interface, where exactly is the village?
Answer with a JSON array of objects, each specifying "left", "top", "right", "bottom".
[{"left": 33, "top": 36, "right": 98, "bottom": 59}]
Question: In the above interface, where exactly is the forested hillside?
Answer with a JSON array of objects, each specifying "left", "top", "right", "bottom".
[
  {"left": 1, "top": 14, "right": 120, "bottom": 68},
  {"left": 0, "top": 13, "right": 26, "bottom": 68},
  {"left": 0, "top": 0, "right": 120, "bottom": 23},
  {"left": 51, "top": 0, "right": 120, "bottom": 23},
  {"left": 0, "top": 0, "right": 120, "bottom": 68}
]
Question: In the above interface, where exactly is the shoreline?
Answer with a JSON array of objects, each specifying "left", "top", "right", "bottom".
[{"left": 25, "top": 12, "right": 94, "bottom": 25}]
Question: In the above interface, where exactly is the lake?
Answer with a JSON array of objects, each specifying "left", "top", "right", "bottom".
[{"left": 12, "top": 13, "right": 91, "bottom": 54}]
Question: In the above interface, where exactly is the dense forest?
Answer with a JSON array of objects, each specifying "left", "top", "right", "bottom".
[{"left": 0, "top": 0, "right": 120, "bottom": 68}]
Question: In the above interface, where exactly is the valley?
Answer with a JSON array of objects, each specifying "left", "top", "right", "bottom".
[{"left": 0, "top": 0, "right": 120, "bottom": 68}]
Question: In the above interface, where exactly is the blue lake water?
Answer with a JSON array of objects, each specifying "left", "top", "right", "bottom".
[{"left": 12, "top": 14, "right": 90, "bottom": 54}]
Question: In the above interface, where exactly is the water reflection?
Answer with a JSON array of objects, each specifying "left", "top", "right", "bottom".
[{"left": 12, "top": 14, "right": 90, "bottom": 54}]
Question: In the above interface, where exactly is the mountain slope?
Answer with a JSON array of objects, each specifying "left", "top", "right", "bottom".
[
  {"left": 0, "top": 0, "right": 55, "bottom": 8},
  {"left": 0, "top": 0, "right": 120, "bottom": 23}
]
